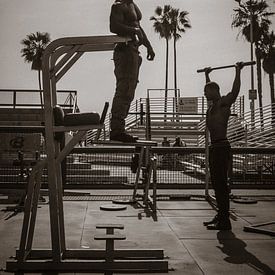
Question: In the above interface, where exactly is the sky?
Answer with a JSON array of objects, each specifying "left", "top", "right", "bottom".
[{"left": 0, "top": 0, "right": 274, "bottom": 113}]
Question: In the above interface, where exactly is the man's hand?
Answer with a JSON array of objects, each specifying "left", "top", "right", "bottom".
[
  {"left": 204, "top": 67, "right": 212, "bottom": 75},
  {"left": 147, "top": 46, "right": 155, "bottom": 61},
  {"left": 235, "top": 62, "right": 244, "bottom": 70}
]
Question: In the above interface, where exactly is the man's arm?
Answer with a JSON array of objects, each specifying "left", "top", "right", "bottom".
[
  {"left": 222, "top": 62, "right": 244, "bottom": 105},
  {"left": 204, "top": 67, "right": 212, "bottom": 83},
  {"left": 138, "top": 25, "right": 155, "bottom": 60}
]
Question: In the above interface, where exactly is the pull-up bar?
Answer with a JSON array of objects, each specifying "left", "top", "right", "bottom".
[{"left": 197, "top": 61, "right": 256, "bottom": 73}]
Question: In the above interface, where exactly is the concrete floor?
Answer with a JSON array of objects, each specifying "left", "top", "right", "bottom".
[{"left": 0, "top": 189, "right": 275, "bottom": 275}]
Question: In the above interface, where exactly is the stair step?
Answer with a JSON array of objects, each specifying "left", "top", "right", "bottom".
[
  {"left": 96, "top": 224, "right": 124, "bottom": 230},
  {"left": 67, "top": 169, "right": 110, "bottom": 176},
  {"left": 66, "top": 175, "right": 128, "bottom": 183},
  {"left": 94, "top": 232, "right": 126, "bottom": 240}
]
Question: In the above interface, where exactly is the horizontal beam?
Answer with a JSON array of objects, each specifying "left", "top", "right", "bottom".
[
  {"left": 0, "top": 126, "right": 45, "bottom": 133},
  {"left": 53, "top": 124, "right": 103, "bottom": 132},
  {"left": 16, "top": 248, "right": 165, "bottom": 260},
  {"left": 6, "top": 259, "right": 169, "bottom": 272},
  {"left": 44, "top": 35, "right": 131, "bottom": 57}
]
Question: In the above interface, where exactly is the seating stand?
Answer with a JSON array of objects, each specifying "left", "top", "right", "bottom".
[{"left": 6, "top": 35, "right": 168, "bottom": 273}]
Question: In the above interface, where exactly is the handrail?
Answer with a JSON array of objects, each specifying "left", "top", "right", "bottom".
[{"left": 0, "top": 89, "right": 77, "bottom": 109}]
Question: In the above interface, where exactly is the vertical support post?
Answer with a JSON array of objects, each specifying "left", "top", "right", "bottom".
[
  {"left": 26, "top": 167, "right": 44, "bottom": 252},
  {"left": 13, "top": 90, "right": 16, "bottom": 109},
  {"left": 140, "top": 103, "right": 144, "bottom": 126},
  {"left": 249, "top": 3, "right": 255, "bottom": 130},
  {"left": 152, "top": 156, "right": 157, "bottom": 213},
  {"left": 42, "top": 53, "right": 63, "bottom": 262},
  {"left": 145, "top": 97, "right": 151, "bottom": 141},
  {"left": 202, "top": 97, "right": 205, "bottom": 117},
  {"left": 133, "top": 146, "right": 145, "bottom": 199},
  {"left": 205, "top": 127, "right": 210, "bottom": 197}
]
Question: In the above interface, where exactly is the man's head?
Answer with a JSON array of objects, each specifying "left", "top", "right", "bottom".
[{"left": 204, "top": 81, "right": 220, "bottom": 101}]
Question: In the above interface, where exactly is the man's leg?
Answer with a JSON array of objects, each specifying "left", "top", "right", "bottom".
[
  {"left": 110, "top": 48, "right": 141, "bottom": 142},
  {"left": 207, "top": 146, "right": 231, "bottom": 230},
  {"left": 203, "top": 147, "right": 219, "bottom": 226}
]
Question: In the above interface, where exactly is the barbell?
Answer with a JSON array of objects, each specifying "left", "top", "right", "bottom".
[{"left": 197, "top": 61, "right": 256, "bottom": 73}]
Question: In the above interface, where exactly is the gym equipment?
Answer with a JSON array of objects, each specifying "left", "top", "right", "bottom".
[
  {"left": 0, "top": 130, "right": 43, "bottom": 219},
  {"left": 244, "top": 221, "right": 275, "bottom": 237},
  {"left": 6, "top": 35, "right": 168, "bottom": 274},
  {"left": 92, "top": 139, "right": 159, "bottom": 214},
  {"left": 197, "top": 61, "right": 256, "bottom": 73},
  {"left": 100, "top": 204, "right": 127, "bottom": 211}
]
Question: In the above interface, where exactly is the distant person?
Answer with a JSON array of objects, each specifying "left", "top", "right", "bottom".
[
  {"left": 162, "top": 136, "right": 170, "bottom": 147},
  {"left": 173, "top": 137, "right": 186, "bottom": 147},
  {"left": 109, "top": 0, "right": 155, "bottom": 142},
  {"left": 203, "top": 62, "right": 244, "bottom": 230}
]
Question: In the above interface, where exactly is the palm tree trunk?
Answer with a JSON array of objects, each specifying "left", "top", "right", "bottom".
[
  {"left": 173, "top": 37, "right": 179, "bottom": 122},
  {"left": 164, "top": 38, "right": 169, "bottom": 120},
  {"left": 256, "top": 50, "right": 264, "bottom": 129},
  {"left": 269, "top": 72, "right": 275, "bottom": 126},
  {"left": 38, "top": 69, "right": 43, "bottom": 109},
  {"left": 173, "top": 37, "right": 177, "bottom": 98}
]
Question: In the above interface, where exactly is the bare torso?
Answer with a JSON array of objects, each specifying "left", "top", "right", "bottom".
[
  {"left": 110, "top": 1, "right": 142, "bottom": 40},
  {"left": 206, "top": 97, "right": 231, "bottom": 143},
  {"left": 122, "top": 2, "right": 141, "bottom": 27}
]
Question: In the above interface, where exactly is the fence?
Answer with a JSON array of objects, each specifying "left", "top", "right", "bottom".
[{"left": 1, "top": 139, "right": 274, "bottom": 189}]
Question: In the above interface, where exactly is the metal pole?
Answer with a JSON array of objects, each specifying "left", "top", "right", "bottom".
[
  {"left": 250, "top": 1, "right": 255, "bottom": 129},
  {"left": 205, "top": 127, "right": 210, "bottom": 197}
]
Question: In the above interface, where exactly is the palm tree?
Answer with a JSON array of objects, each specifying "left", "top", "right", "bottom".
[
  {"left": 150, "top": 5, "right": 172, "bottom": 115},
  {"left": 168, "top": 8, "right": 191, "bottom": 99},
  {"left": 21, "top": 32, "right": 51, "bottom": 107},
  {"left": 232, "top": 0, "right": 274, "bottom": 124},
  {"left": 262, "top": 31, "right": 275, "bottom": 124}
]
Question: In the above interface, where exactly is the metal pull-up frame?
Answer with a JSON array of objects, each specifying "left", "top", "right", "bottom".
[{"left": 6, "top": 35, "right": 168, "bottom": 273}]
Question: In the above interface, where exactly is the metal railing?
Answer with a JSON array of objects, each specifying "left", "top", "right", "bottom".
[
  {"left": 94, "top": 95, "right": 244, "bottom": 145},
  {"left": 198, "top": 103, "right": 275, "bottom": 147},
  {"left": 0, "top": 89, "right": 78, "bottom": 110}
]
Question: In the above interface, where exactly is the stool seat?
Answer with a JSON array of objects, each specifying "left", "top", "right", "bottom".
[
  {"left": 96, "top": 224, "right": 124, "bottom": 230},
  {"left": 94, "top": 233, "right": 126, "bottom": 241}
]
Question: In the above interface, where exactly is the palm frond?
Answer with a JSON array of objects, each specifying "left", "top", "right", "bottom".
[{"left": 20, "top": 31, "right": 51, "bottom": 69}]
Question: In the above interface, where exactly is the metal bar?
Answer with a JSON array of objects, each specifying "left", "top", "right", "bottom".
[
  {"left": 55, "top": 52, "right": 84, "bottom": 83},
  {"left": 0, "top": 89, "right": 77, "bottom": 93},
  {"left": 0, "top": 126, "right": 45, "bottom": 133},
  {"left": 6, "top": 260, "right": 169, "bottom": 273},
  {"left": 95, "top": 102, "right": 109, "bottom": 140},
  {"left": 16, "top": 248, "right": 165, "bottom": 259},
  {"left": 133, "top": 146, "right": 145, "bottom": 199},
  {"left": 51, "top": 45, "right": 81, "bottom": 77},
  {"left": 56, "top": 131, "right": 87, "bottom": 163},
  {"left": 13, "top": 91, "right": 16, "bottom": 109},
  {"left": 42, "top": 46, "right": 63, "bottom": 262},
  {"left": 205, "top": 128, "right": 210, "bottom": 197},
  {"left": 25, "top": 167, "right": 44, "bottom": 253},
  {"left": 197, "top": 61, "right": 256, "bottom": 73}
]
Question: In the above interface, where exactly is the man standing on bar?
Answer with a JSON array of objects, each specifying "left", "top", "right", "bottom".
[
  {"left": 109, "top": 0, "right": 155, "bottom": 142},
  {"left": 203, "top": 62, "right": 244, "bottom": 230}
]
